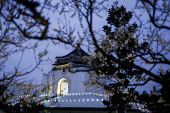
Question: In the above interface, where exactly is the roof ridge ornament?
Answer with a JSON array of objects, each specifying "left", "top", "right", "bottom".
[
  {"left": 77, "top": 43, "right": 81, "bottom": 56},
  {"left": 77, "top": 43, "right": 80, "bottom": 48}
]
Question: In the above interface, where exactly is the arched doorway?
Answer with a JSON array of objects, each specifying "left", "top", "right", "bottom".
[{"left": 57, "top": 78, "right": 68, "bottom": 96}]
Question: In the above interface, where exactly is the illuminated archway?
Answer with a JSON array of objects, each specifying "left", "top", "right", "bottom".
[{"left": 57, "top": 78, "right": 68, "bottom": 96}]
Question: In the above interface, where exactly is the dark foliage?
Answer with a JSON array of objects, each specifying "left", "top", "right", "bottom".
[
  {"left": 97, "top": 4, "right": 142, "bottom": 113},
  {"left": 137, "top": 71, "right": 170, "bottom": 113}
]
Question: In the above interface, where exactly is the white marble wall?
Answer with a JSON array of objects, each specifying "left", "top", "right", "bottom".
[
  {"left": 42, "top": 67, "right": 106, "bottom": 95},
  {"left": 51, "top": 68, "right": 86, "bottom": 95}
]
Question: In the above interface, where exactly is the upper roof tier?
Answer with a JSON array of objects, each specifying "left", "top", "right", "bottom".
[
  {"left": 52, "top": 43, "right": 90, "bottom": 69},
  {"left": 55, "top": 43, "right": 90, "bottom": 59}
]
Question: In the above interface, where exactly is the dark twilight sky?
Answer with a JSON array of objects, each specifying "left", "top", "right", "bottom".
[{"left": 2, "top": 0, "right": 167, "bottom": 94}]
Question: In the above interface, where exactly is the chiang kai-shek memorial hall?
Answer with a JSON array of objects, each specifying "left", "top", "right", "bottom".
[{"left": 40, "top": 43, "right": 142, "bottom": 112}]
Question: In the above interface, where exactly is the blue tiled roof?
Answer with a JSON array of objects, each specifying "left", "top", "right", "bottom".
[{"left": 56, "top": 47, "right": 90, "bottom": 59}]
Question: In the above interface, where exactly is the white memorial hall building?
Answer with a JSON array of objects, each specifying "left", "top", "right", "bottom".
[
  {"left": 41, "top": 43, "right": 109, "bottom": 108},
  {"left": 40, "top": 44, "right": 142, "bottom": 113}
]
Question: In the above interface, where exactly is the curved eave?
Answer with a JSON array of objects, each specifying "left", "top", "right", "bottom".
[
  {"left": 52, "top": 63, "right": 71, "bottom": 68},
  {"left": 52, "top": 62, "right": 89, "bottom": 68},
  {"left": 55, "top": 48, "right": 90, "bottom": 59}
]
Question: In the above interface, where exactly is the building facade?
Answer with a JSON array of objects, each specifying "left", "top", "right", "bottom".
[{"left": 41, "top": 44, "right": 108, "bottom": 107}]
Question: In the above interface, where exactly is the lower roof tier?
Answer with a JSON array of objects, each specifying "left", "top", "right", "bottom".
[{"left": 52, "top": 62, "right": 90, "bottom": 71}]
